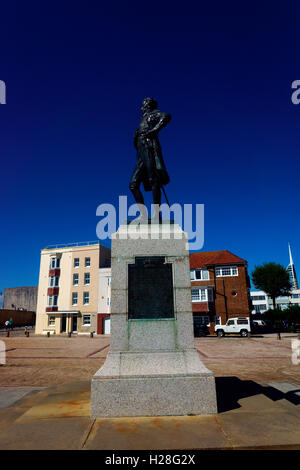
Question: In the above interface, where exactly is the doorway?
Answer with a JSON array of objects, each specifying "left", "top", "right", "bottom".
[
  {"left": 72, "top": 315, "right": 78, "bottom": 332},
  {"left": 61, "top": 315, "right": 66, "bottom": 333}
]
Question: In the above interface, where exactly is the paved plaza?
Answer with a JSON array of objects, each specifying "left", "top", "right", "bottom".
[{"left": 0, "top": 332, "right": 299, "bottom": 449}]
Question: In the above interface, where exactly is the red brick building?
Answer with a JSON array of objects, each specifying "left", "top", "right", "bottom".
[{"left": 189, "top": 250, "right": 252, "bottom": 334}]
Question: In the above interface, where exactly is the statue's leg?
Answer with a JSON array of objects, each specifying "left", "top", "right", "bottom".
[{"left": 129, "top": 164, "right": 148, "bottom": 220}]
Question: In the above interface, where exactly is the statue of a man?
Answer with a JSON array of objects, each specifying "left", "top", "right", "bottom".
[{"left": 129, "top": 97, "right": 171, "bottom": 219}]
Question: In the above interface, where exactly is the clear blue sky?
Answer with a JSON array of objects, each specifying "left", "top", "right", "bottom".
[{"left": 0, "top": 1, "right": 299, "bottom": 299}]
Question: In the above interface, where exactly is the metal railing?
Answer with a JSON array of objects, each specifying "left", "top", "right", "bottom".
[{"left": 44, "top": 240, "right": 101, "bottom": 250}]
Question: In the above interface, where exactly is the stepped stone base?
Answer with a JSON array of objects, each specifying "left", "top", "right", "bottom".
[{"left": 91, "top": 223, "right": 217, "bottom": 417}]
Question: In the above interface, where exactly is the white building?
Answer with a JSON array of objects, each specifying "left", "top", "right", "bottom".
[{"left": 250, "top": 289, "right": 300, "bottom": 314}]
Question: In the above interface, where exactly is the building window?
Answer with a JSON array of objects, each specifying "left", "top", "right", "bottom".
[
  {"left": 49, "top": 276, "right": 59, "bottom": 287},
  {"left": 84, "top": 273, "right": 90, "bottom": 285},
  {"left": 215, "top": 316, "right": 221, "bottom": 325},
  {"left": 231, "top": 291, "right": 237, "bottom": 297},
  {"left": 85, "top": 257, "right": 91, "bottom": 267},
  {"left": 254, "top": 304, "right": 267, "bottom": 313},
  {"left": 74, "top": 258, "right": 79, "bottom": 268},
  {"left": 190, "top": 269, "right": 210, "bottom": 281},
  {"left": 83, "top": 315, "right": 91, "bottom": 326},
  {"left": 251, "top": 295, "right": 267, "bottom": 301},
  {"left": 215, "top": 266, "right": 238, "bottom": 277},
  {"left": 292, "top": 294, "right": 300, "bottom": 299},
  {"left": 72, "top": 292, "right": 78, "bottom": 305},
  {"left": 191, "top": 287, "right": 213, "bottom": 302},
  {"left": 73, "top": 273, "right": 79, "bottom": 286},
  {"left": 106, "top": 297, "right": 110, "bottom": 306},
  {"left": 50, "top": 257, "right": 60, "bottom": 269},
  {"left": 83, "top": 292, "right": 89, "bottom": 305},
  {"left": 107, "top": 277, "right": 111, "bottom": 286},
  {"left": 194, "top": 315, "right": 210, "bottom": 325},
  {"left": 47, "top": 295, "right": 58, "bottom": 307},
  {"left": 48, "top": 316, "right": 56, "bottom": 326}
]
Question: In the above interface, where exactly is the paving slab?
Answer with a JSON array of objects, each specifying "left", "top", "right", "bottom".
[
  {"left": 0, "top": 387, "right": 44, "bottom": 410},
  {"left": 0, "top": 379, "right": 299, "bottom": 450},
  {"left": 84, "top": 414, "right": 230, "bottom": 450}
]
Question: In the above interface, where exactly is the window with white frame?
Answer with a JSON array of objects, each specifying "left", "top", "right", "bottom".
[
  {"left": 82, "top": 314, "right": 91, "bottom": 326},
  {"left": 107, "top": 277, "right": 111, "bottom": 286},
  {"left": 194, "top": 316, "right": 210, "bottom": 325},
  {"left": 190, "top": 269, "right": 210, "bottom": 281},
  {"left": 83, "top": 292, "right": 89, "bottom": 305},
  {"left": 84, "top": 273, "right": 90, "bottom": 285},
  {"left": 49, "top": 276, "right": 59, "bottom": 287},
  {"left": 73, "top": 273, "right": 79, "bottom": 286},
  {"left": 214, "top": 316, "right": 221, "bottom": 325},
  {"left": 48, "top": 316, "right": 56, "bottom": 326},
  {"left": 215, "top": 266, "right": 238, "bottom": 277},
  {"left": 47, "top": 295, "right": 58, "bottom": 307},
  {"left": 106, "top": 297, "right": 110, "bottom": 306},
  {"left": 251, "top": 295, "right": 267, "bottom": 301},
  {"left": 74, "top": 258, "right": 79, "bottom": 268},
  {"left": 72, "top": 292, "right": 78, "bottom": 305},
  {"left": 85, "top": 257, "right": 91, "bottom": 267},
  {"left": 191, "top": 287, "right": 213, "bottom": 302},
  {"left": 50, "top": 257, "right": 60, "bottom": 269},
  {"left": 254, "top": 304, "right": 267, "bottom": 312}
]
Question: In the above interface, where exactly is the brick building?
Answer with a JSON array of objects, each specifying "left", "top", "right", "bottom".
[{"left": 190, "top": 250, "right": 252, "bottom": 334}]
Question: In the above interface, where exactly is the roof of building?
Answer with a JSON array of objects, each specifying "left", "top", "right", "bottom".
[{"left": 190, "top": 250, "right": 247, "bottom": 269}]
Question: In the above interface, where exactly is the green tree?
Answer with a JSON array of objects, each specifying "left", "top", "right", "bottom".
[{"left": 251, "top": 262, "right": 291, "bottom": 309}]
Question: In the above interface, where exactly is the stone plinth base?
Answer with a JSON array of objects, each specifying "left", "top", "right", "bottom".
[
  {"left": 91, "top": 350, "right": 217, "bottom": 417},
  {"left": 91, "top": 223, "right": 218, "bottom": 418}
]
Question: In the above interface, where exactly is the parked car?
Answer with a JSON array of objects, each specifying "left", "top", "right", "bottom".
[
  {"left": 194, "top": 323, "right": 209, "bottom": 337},
  {"left": 250, "top": 319, "right": 269, "bottom": 334},
  {"left": 215, "top": 317, "right": 251, "bottom": 337}
]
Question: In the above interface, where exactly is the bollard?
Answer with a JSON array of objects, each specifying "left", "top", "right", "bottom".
[
  {"left": 47, "top": 331, "right": 50, "bottom": 338},
  {"left": 26, "top": 331, "right": 29, "bottom": 337},
  {"left": 90, "top": 332, "right": 94, "bottom": 338},
  {"left": 6, "top": 330, "right": 10, "bottom": 337},
  {"left": 25, "top": 327, "right": 28, "bottom": 336},
  {"left": 68, "top": 332, "right": 72, "bottom": 338},
  {"left": 277, "top": 331, "right": 281, "bottom": 340}
]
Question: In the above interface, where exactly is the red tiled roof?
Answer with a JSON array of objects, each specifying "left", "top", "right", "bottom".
[{"left": 190, "top": 250, "right": 246, "bottom": 269}]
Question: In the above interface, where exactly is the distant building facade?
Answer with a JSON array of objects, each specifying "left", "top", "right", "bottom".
[
  {"left": 251, "top": 243, "right": 299, "bottom": 314},
  {"left": 35, "top": 241, "right": 111, "bottom": 335},
  {"left": 3, "top": 286, "right": 38, "bottom": 312},
  {"left": 250, "top": 289, "right": 300, "bottom": 314},
  {"left": 190, "top": 250, "right": 252, "bottom": 334},
  {"left": 35, "top": 242, "right": 251, "bottom": 336}
]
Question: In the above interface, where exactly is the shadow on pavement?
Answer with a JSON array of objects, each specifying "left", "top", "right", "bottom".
[{"left": 215, "top": 376, "right": 300, "bottom": 413}]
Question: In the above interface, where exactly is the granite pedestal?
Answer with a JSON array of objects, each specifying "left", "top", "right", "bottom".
[{"left": 91, "top": 222, "right": 217, "bottom": 417}]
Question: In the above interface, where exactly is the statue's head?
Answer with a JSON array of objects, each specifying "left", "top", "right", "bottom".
[{"left": 141, "top": 97, "right": 158, "bottom": 114}]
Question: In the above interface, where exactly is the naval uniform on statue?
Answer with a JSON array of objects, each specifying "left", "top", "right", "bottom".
[{"left": 129, "top": 97, "right": 171, "bottom": 215}]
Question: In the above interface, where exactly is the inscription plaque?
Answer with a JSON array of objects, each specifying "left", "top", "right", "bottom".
[{"left": 128, "top": 256, "right": 174, "bottom": 319}]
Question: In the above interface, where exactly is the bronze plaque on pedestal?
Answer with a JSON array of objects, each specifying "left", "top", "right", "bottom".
[{"left": 128, "top": 257, "right": 174, "bottom": 319}]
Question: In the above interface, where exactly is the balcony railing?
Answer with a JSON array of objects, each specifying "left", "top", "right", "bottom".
[{"left": 44, "top": 241, "right": 101, "bottom": 250}]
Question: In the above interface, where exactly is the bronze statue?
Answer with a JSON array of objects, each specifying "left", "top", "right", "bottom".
[{"left": 129, "top": 97, "right": 171, "bottom": 219}]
